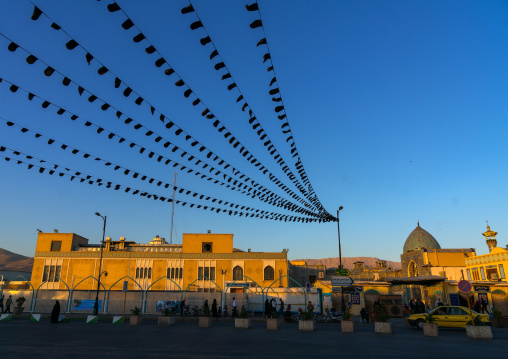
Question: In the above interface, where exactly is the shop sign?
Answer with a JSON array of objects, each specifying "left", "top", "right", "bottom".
[
  {"left": 351, "top": 293, "right": 360, "bottom": 305},
  {"left": 474, "top": 286, "right": 490, "bottom": 292}
]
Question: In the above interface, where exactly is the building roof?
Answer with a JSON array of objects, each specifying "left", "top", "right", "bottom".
[{"left": 403, "top": 222, "right": 441, "bottom": 253}]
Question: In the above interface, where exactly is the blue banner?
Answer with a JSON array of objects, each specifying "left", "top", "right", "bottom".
[{"left": 73, "top": 300, "right": 101, "bottom": 311}]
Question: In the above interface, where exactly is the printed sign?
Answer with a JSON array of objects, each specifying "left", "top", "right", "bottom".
[
  {"left": 353, "top": 286, "right": 363, "bottom": 293},
  {"left": 122, "top": 280, "right": 128, "bottom": 292},
  {"left": 73, "top": 300, "right": 101, "bottom": 311},
  {"left": 351, "top": 293, "right": 360, "bottom": 305},
  {"left": 478, "top": 293, "right": 489, "bottom": 305},
  {"left": 474, "top": 286, "right": 490, "bottom": 292},
  {"left": 156, "top": 300, "right": 179, "bottom": 313}
]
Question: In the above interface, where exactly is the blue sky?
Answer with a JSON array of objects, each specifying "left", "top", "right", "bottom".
[{"left": 0, "top": 0, "right": 506, "bottom": 261}]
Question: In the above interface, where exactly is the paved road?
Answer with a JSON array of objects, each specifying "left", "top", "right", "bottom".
[{"left": 1, "top": 317, "right": 507, "bottom": 358}]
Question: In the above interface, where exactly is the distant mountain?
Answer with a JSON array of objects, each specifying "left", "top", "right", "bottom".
[
  {"left": 295, "top": 257, "right": 401, "bottom": 271},
  {"left": 0, "top": 248, "right": 33, "bottom": 272}
]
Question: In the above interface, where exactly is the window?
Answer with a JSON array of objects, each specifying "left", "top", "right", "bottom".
[
  {"left": 408, "top": 261, "right": 419, "bottom": 277},
  {"left": 486, "top": 268, "right": 498, "bottom": 280},
  {"left": 198, "top": 266, "right": 215, "bottom": 280},
  {"left": 202, "top": 242, "right": 212, "bottom": 253},
  {"left": 480, "top": 267, "right": 486, "bottom": 280},
  {"left": 50, "top": 241, "right": 62, "bottom": 251},
  {"left": 499, "top": 264, "right": 505, "bottom": 279},
  {"left": 466, "top": 269, "right": 472, "bottom": 281},
  {"left": 472, "top": 269, "right": 480, "bottom": 281},
  {"left": 233, "top": 266, "right": 243, "bottom": 280},
  {"left": 136, "top": 266, "right": 152, "bottom": 279},
  {"left": 450, "top": 307, "right": 468, "bottom": 316},
  {"left": 179, "top": 268, "right": 183, "bottom": 279},
  {"left": 167, "top": 267, "right": 183, "bottom": 280},
  {"left": 42, "top": 265, "right": 61, "bottom": 282},
  {"left": 309, "top": 275, "right": 317, "bottom": 284},
  {"left": 264, "top": 266, "right": 274, "bottom": 281}
]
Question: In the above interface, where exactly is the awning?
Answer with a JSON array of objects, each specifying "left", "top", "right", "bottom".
[{"left": 382, "top": 276, "right": 447, "bottom": 286}]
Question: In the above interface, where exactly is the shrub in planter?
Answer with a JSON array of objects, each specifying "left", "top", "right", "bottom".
[
  {"left": 374, "top": 311, "right": 392, "bottom": 334},
  {"left": 299, "top": 311, "right": 315, "bottom": 331},
  {"left": 235, "top": 310, "right": 251, "bottom": 329},
  {"left": 158, "top": 308, "right": 175, "bottom": 327},
  {"left": 422, "top": 313, "right": 438, "bottom": 337},
  {"left": 130, "top": 306, "right": 143, "bottom": 326},
  {"left": 13, "top": 297, "right": 26, "bottom": 316},
  {"left": 341, "top": 311, "right": 354, "bottom": 333},
  {"left": 491, "top": 309, "right": 505, "bottom": 328},
  {"left": 466, "top": 316, "right": 493, "bottom": 340}
]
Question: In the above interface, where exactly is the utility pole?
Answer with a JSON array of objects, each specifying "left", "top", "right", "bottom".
[
  {"left": 337, "top": 206, "right": 345, "bottom": 314},
  {"left": 169, "top": 171, "right": 178, "bottom": 244}
]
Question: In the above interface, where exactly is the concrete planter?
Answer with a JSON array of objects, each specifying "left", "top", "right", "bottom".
[
  {"left": 375, "top": 322, "right": 393, "bottom": 334},
  {"left": 422, "top": 323, "right": 438, "bottom": 337},
  {"left": 466, "top": 325, "right": 493, "bottom": 340},
  {"left": 299, "top": 320, "right": 316, "bottom": 331},
  {"left": 341, "top": 320, "right": 354, "bottom": 333},
  {"left": 199, "top": 316, "right": 212, "bottom": 328},
  {"left": 235, "top": 318, "right": 251, "bottom": 329},
  {"left": 158, "top": 316, "right": 175, "bottom": 327},
  {"left": 267, "top": 318, "right": 280, "bottom": 330},
  {"left": 12, "top": 307, "right": 24, "bottom": 316},
  {"left": 129, "top": 315, "right": 143, "bottom": 326}
]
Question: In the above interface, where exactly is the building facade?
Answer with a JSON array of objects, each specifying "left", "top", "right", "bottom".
[{"left": 31, "top": 232, "right": 289, "bottom": 293}]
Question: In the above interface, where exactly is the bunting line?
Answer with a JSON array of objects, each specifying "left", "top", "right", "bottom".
[
  {"left": 0, "top": 151, "right": 330, "bottom": 223},
  {"left": 181, "top": 0, "right": 316, "bottom": 207},
  {"left": 245, "top": 1, "right": 329, "bottom": 215},
  {"left": 25, "top": 2, "right": 318, "bottom": 212},
  {"left": 0, "top": 85, "right": 323, "bottom": 218},
  {"left": 0, "top": 37, "right": 322, "bottom": 213}
]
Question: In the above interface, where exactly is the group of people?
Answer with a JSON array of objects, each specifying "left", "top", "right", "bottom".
[
  {"left": 264, "top": 298, "right": 285, "bottom": 317},
  {"left": 0, "top": 295, "right": 13, "bottom": 313},
  {"left": 202, "top": 297, "right": 239, "bottom": 321},
  {"left": 474, "top": 298, "right": 489, "bottom": 314},
  {"left": 409, "top": 298, "right": 427, "bottom": 314}
]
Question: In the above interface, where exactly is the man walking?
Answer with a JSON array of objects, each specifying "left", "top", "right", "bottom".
[
  {"left": 4, "top": 295, "right": 13, "bottom": 313},
  {"left": 232, "top": 297, "right": 238, "bottom": 317},
  {"left": 0, "top": 295, "right": 4, "bottom": 313}
]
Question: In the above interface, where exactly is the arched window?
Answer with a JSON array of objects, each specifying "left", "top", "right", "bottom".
[
  {"left": 264, "top": 266, "right": 274, "bottom": 281},
  {"left": 408, "top": 261, "right": 419, "bottom": 277},
  {"left": 233, "top": 266, "right": 243, "bottom": 281}
]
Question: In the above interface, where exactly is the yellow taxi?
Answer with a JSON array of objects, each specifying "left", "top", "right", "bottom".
[{"left": 408, "top": 306, "right": 490, "bottom": 329}]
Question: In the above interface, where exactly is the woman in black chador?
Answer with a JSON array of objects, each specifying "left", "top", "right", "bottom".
[
  {"left": 51, "top": 300, "right": 60, "bottom": 323},
  {"left": 211, "top": 299, "right": 219, "bottom": 322}
]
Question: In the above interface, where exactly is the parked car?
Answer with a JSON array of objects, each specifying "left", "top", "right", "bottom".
[{"left": 408, "top": 306, "right": 490, "bottom": 329}]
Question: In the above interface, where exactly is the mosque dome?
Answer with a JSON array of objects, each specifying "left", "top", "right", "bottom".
[{"left": 403, "top": 222, "right": 441, "bottom": 253}]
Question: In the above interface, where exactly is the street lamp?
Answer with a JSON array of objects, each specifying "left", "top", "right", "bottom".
[
  {"left": 337, "top": 206, "right": 345, "bottom": 314},
  {"left": 94, "top": 212, "right": 107, "bottom": 315}
]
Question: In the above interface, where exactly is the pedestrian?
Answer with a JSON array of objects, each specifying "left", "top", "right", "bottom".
[
  {"left": 279, "top": 298, "right": 284, "bottom": 316},
  {"left": 360, "top": 308, "right": 370, "bottom": 323},
  {"left": 211, "top": 299, "right": 219, "bottom": 322},
  {"left": 271, "top": 298, "right": 277, "bottom": 314},
  {"left": 415, "top": 298, "right": 425, "bottom": 314},
  {"left": 409, "top": 299, "right": 415, "bottom": 312},
  {"left": 284, "top": 306, "right": 292, "bottom": 322},
  {"left": 481, "top": 299, "right": 488, "bottom": 314},
  {"left": 180, "top": 299, "right": 185, "bottom": 316},
  {"left": 474, "top": 300, "right": 481, "bottom": 313},
  {"left": 232, "top": 297, "right": 238, "bottom": 317},
  {"left": 307, "top": 301, "right": 314, "bottom": 314},
  {"left": 0, "top": 295, "right": 4, "bottom": 313},
  {"left": 264, "top": 299, "right": 270, "bottom": 318},
  {"left": 4, "top": 295, "right": 12, "bottom": 313},
  {"left": 50, "top": 300, "right": 60, "bottom": 323}
]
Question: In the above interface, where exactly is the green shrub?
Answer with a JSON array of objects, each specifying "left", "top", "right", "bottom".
[
  {"left": 239, "top": 310, "right": 249, "bottom": 319},
  {"left": 466, "top": 315, "right": 488, "bottom": 326},
  {"left": 424, "top": 312, "right": 436, "bottom": 323},
  {"left": 270, "top": 311, "right": 278, "bottom": 319},
  {"left": 203, "top": 306, "right": 210, "bottom": 317},
  {"left": 162, "top": 308, "right": 173, "bottom": 317},
  {"left": 300, "top": 311, "right": 314, "bottom": 321},
  {"left": 15, "top": 297, "right": 26, "bottom": 307},
  {"left": 130, "top": 306, "right": 142, "bottom": 315},
  {"left": 377, "top": 311, "right": 390, "bottom": 322},
  {"left": 493, "top": 309, "right": 503, "bottom": 319},
  {"left": 342, "top": 310, "right": 351, "bottom": 321}
]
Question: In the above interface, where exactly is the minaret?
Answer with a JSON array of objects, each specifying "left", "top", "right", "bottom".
[{"left": 482, "top": 221, "right": 498, "bottom": 252}]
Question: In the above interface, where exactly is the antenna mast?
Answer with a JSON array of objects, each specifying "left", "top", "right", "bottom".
[{"left": 170, "top": 171, "right": 178, "bottom": 244}]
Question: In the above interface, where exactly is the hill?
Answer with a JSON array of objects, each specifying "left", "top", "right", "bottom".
[
  {"left": 0, "top": 248, "right": 33, "bottom": 272},
  {"left": 295, "top": 257, "right": 401, "bottom": 270}
]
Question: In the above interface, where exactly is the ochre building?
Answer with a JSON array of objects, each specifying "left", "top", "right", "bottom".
[{"left": 31, "top": 232, "right": 289, "bottom": 293}]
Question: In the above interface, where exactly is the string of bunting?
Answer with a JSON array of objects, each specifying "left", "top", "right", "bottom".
[
  {"left": 27, "top": 3, "right": 318, "bottom": 212},
  {"left": 0, "top": 145, "right": 304, "bottom": 218},
  {"left": 0, "top": 36, "right": 321, "bottom": 215},
  {"left": 245, "top": 2, "right": 328, "bottom": 214},
  {"left": 0, "top": 83, "right": 323, "bottom": 219},
  {"left": 0, "top": 150, "right": 329, "bottom": 223},
  {"left": 180, "top": 0, "right": 315, "bottom": 206}
]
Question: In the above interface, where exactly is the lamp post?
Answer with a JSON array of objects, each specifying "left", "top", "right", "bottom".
[
  {"left": 337, "top": 206, "right": 345, "bottom": 314},
  {"left": 94, "top": 212, "right": 107, "bottom": 315}
]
